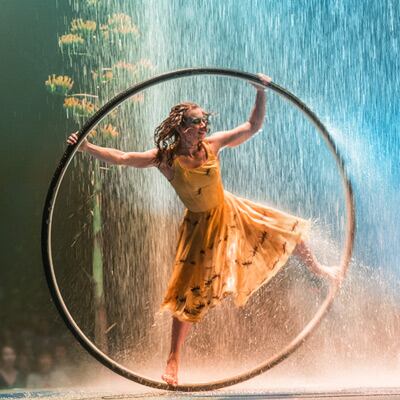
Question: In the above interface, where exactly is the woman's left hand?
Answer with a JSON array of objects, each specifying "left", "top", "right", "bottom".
[{"left": 250, "top": 72, "right": 272, "bottom": 91}]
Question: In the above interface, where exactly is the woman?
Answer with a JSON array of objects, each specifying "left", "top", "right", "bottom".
[
  {"left": 0, "top": 345, "right": 27, "bottom": 389},
  {"left": 67, "top": 73, "right": 339, "bottom": 386}
]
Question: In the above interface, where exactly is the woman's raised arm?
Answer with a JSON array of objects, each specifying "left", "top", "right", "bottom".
[{"left": 206, "top": 73, "right": 271, "bottom": 152}]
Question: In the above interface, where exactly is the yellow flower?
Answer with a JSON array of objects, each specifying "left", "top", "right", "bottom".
[
  {"left": 88, "top": 124, "right": 119, "bottom": 139},
  {"left": 63, "top": 97, "right": 97, "bottom": 116},
  {"left": 70, "top": 18, "right": 96, "bottom": 36},
  {"left": 104, "top": 70, "right": 113, "bottom": 80},
  {"left": 45, "top": 74, "right": 74, "bottom": 96},
  {"left": 100, "top": 13, "right": 139, "bottom": 38},
  {"left": 113, "top": 60, "right": 136, "bottom": 71},
  {"left": 112, "top": 59, "right": 154, "bottom": 82},
  {"left": 100, "top": 123, "right": 119, "bottom": 137},
  {"left": 91, "top": 68, "right": 113, "bottom": 83},
  {"left": 58, "top": 33, "right": 84, "bottom": 47}
]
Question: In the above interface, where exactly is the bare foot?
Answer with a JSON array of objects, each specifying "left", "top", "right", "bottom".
[{"left": 161, "top": 355, "right": 178, "bottom": 386}]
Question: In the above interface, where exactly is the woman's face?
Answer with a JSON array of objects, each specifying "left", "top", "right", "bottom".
[
  {"left": 1, "top": 346, "right": 16, "bottom": 367},
  {"left": 179, "top": 107, "right": 209, "bottom": 143},
  {"left": 38, "top": 353, "right": 53, "bottom": 373}
]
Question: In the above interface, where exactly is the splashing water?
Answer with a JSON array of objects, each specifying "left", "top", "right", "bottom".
[{"left": 51, "top": 0, "right": 400, "bottom": 391}]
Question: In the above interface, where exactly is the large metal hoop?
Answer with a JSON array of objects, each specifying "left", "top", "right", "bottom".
[{"left": 41, "top": 67, "right": 356, "bottom": 392}]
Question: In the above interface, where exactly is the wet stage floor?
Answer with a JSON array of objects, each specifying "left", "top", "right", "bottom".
[{"left": 1, "top": 388, "right": 400, "bottom": 399}]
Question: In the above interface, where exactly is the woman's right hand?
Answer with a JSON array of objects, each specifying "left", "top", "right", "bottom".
[
  {"left": 250, "top": 73, "right": 272, "bottom": 91},
  {"left": 66, "top": 131, "right": 89, "bottom": 152}
]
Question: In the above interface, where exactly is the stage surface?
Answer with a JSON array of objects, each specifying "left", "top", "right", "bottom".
[{"left": 1, "top": 387, "right": 400, "bottom": 399}]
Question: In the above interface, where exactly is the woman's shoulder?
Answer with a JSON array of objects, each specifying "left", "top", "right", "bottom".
[
  {"left": 203, "top": 138, "right": 220, "bottom": 159},
  {"left": 154, "top": 149, "right": 177, "bottom": 181},
  {"left": 153, "top": 148, "right": 175, "bottom": 167}
]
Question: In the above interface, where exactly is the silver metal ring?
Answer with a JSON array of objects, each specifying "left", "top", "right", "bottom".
[{"left": 41, "top": 67, "right": 356, "bottom": 392}]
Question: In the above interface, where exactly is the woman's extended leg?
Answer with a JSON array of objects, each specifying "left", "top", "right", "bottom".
[
  {"left": 161, "top": 316, "right": 192, "bottom": 386},
  {"left": 293, "top": 240, "right": 340, "bottom": 281}
]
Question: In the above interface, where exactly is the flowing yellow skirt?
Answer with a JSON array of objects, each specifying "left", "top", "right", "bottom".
[{"left": 157, "top": 190, "right": 310, "bottom": 323}]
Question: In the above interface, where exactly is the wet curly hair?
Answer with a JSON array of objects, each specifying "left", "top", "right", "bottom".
[{"left": 152, "top": 101, "right": 209, "bottom": 168}]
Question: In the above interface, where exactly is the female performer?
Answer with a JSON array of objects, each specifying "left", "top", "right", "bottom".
[{"left": 67, "top": 73, "right": 338, "bottom": 386}]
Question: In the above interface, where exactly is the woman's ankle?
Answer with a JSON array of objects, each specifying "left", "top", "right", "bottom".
[{"left": 167, "top": 352, "right": 179, "bottom": 363}]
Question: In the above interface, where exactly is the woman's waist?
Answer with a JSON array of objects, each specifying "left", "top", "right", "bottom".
[{"left": 178, "top": 185, "right": 225, "bottom": 212}]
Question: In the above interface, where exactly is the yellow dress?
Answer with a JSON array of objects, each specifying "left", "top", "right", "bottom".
[{"left": 157, "top": 139, "right": 310, "bottom": 323}]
